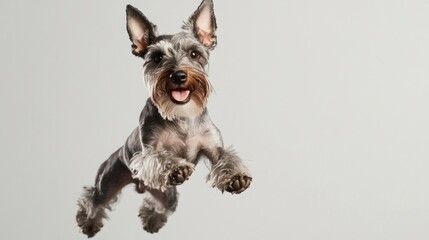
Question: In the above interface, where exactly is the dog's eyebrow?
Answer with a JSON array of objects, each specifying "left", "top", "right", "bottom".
[
  {"left": 184, "top": 43, "right": 201, "bottom": 51},
  {"left": 146, "top": 38, "right": 175, "bottom": 57},
  {"left": 173, "top": 38, "right": 200, "bottom": 52}
]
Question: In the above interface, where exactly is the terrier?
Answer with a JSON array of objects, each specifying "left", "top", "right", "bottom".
[{"left": 76, "top": 0, "right": 252, "bottom": 237}]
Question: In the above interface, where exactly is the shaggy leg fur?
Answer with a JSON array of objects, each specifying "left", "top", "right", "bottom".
[
  {"left": 139, "top": 187, "right": 178, "bottom": 233},
  {"left": 208, "top": 148, "right": 252, "bottom": 194},
  {"left": 76, "top": 151, "right": 133, "bottom": 238},
  {"left": 130, "top": 149, "right": 194, "bottom": 191},
  {"left": 76, "top": 187, "right": 108, "bottom": 238}
]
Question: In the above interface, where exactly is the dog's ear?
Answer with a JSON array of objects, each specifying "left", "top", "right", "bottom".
[
  {"left": 126, "top": 5, "right": 158, "bottom": 57},
  {"left": 184, "top": 0, "right": 217, "bottom": 49}
]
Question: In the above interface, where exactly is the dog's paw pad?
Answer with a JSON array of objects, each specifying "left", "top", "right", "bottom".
[
  {"left": 224, "top": 174, "right": 252, "bottom": 194},
  {"left": 168, "top": 165, "right": 193, "bottom": 186}
]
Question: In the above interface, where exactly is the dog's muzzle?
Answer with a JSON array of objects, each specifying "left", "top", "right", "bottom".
[{"left": 167, "top": 70, "right": 192, "bottom": 104}]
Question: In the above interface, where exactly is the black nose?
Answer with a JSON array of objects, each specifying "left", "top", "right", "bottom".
[{"left": 170, "top": 71, "right": 187, "bottom": 85}]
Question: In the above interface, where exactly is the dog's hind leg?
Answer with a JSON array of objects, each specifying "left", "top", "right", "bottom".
[
  {"left": 138, "top": 186, "right": 178, "bottom": 233},
  {"left": 76, "top": 148, "right": 133, "bottom": 238}
]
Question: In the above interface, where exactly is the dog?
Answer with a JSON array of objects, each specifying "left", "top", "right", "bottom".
[{"left": 76, "top": 0, "right": 252, "bottom": 237}]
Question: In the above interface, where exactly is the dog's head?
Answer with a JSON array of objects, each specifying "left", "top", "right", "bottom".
[{"left": 126, "top": 0, "right": 217, "bottom": 120}]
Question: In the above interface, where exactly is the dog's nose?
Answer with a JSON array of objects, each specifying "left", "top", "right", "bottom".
[{"left": 170, "top": 71, "right": 187, "bottom": 85}]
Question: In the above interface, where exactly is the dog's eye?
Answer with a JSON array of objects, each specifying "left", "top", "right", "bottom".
[
  {"left": 153, "top": 53, "right": 163, "bottom": 63},
  {"left": 189, "top": 50, "right": 200, "bottom": 59}
]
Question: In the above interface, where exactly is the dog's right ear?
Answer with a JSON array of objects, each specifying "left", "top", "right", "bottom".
[{"left": 126, "top": 5, "right": 158, "bottom": 58}]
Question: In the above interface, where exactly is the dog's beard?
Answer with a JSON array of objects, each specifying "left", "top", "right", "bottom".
[{"left": 150, "top": 68, "right": 211, "bottom": 120}]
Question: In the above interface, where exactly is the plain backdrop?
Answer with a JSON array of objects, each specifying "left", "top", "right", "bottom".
[{"left": 1, "top": 0, "right": 428, "bottom": 239}]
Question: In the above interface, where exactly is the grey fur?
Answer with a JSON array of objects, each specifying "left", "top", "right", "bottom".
[
  {"left": 76, "top": 0, "right": 252, "bottom": 237},
  {"left": 76, "top": 187, "right": 110, "bottom": 237},
  {"left": 130, "top": 147, "right": 195, "bottom": 191},
  {"left": 139, "top": 187, "right": 178, "bottom": 233}
]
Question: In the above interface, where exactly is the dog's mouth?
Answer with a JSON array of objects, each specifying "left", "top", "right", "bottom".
[{"left": 168, "top": 88, "right": 192, "bottom": 104}]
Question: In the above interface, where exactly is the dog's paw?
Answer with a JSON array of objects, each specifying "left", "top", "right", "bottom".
[
  {"left": 76, "top": 209, "right": 103, "bottom": 238},
  {"left": 168, "top": 164, "right": 194, "bottom": 186},
  {"left": 139, "top": 207, "right": 168, "bottom": 233},
  {"left": 221, "top": 174, "right": 252, "bottom": 194}
]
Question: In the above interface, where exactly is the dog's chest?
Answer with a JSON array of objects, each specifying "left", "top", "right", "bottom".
[{"left": 154, "top": 122, "right": 218, "bottom": 161}]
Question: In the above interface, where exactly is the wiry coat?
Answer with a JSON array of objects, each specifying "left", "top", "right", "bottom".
[{"left": 76, "top": 0, "right": 252, "bottom": 237}]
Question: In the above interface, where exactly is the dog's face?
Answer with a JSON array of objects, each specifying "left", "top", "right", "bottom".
[{"left": 126, "top": 0, "right": 217, "bottom": 120}]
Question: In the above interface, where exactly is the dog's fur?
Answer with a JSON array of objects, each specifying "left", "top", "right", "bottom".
[{"left": 76, "top": 0, "right": 252, "bottom": 237}]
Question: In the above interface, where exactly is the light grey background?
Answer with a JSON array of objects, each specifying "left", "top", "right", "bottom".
[{"left": 1, "top": 0, "right": 428, "bottom": 239}]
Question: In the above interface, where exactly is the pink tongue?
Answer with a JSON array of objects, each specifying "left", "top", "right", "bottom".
[{"left": 171, "top": 90, "right": 190, "bottom": 102}]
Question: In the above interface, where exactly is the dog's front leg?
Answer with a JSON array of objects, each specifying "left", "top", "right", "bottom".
[
  {"left": 207, "top": 147, "right": 252, "bottom": 194},
  {"left": 129, "top": 148, "right": 194, "bottom": 191},
  {"left": 205, "top": 128, "right": 252, "bottom": 194}
]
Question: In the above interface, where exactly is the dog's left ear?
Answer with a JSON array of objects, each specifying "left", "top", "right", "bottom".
[{"left": 184, "top": 0, "right": 217, "bottom": 49}]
